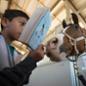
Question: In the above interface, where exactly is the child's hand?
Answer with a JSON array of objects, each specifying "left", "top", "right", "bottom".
[{"left": 29, "top": 44, "right": 45, "bottom": 62}]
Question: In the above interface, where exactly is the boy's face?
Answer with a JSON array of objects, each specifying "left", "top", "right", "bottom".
[{"left": 2, "top": 16, "right": 28, "bottom": 41}]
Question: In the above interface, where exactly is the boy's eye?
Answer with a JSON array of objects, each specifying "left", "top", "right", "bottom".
[
  {"left": 21, "top": 23, "right": 25, "bottom": 26},
  {"left": 20, "top": 22, "right": 26, "bottom": 26}
]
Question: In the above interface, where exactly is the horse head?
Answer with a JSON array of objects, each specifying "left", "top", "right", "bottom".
[{"left": 46, "top": 13, "right": 86, "bottom": 62}]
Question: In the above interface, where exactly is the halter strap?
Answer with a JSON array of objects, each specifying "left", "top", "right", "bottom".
[{"left": 63, "top": 27, "right": 85, "bottom": 54}]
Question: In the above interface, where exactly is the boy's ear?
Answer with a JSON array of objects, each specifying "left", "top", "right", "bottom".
[{"left": 1, "top": 17, "right": 9, "bottom": 29}]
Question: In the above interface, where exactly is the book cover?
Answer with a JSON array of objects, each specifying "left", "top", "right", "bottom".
[{"left": 19, "top": 7, "right": 51, "bottom": 49}]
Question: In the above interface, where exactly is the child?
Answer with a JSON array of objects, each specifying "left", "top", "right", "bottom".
[
  {"left": 0, "top": 43, "right": 45, "bottom": 86},
  {"left": 0, "top": 9, "right": 45, "bottom": 85},
  {"left": 0, "top": 9, "right": 29, "bottom": 70}
]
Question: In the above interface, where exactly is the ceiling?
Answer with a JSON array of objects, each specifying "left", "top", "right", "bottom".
[{"left": 0, "top": 0, "right": 86, "bottom": 40}]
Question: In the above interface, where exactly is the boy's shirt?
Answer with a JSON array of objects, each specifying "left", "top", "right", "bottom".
[
  {"left": 6, "top": 44, "right": 15, "bottom": 67},
  {"left": 0, "top": 35, "right": 22, "bottom": 70},
  {"left": 0, "top": 35, "right": 10, "bottom": 70}
]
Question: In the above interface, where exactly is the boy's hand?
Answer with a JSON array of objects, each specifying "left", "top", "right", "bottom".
[{"left": 29, "top": 44, "right": 45, "bottom": 62}]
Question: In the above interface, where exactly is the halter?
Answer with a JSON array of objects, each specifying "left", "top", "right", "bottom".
[
  {"left": 63, "top": 26, "right": 86, "bottom": 86},
  {"left": 63, "top": 26, "right": 85, "bottom": 55}
]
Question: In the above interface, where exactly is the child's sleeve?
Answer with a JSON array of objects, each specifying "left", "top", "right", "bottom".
[{"left": 0, "top": 57, "right": 37, "bottom": 86}]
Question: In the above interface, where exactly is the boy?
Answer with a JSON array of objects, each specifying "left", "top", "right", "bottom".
[
  {"left": 0, "top": 9, "right": 29, "bottom": 69},
  {"left": 0, "top": 9, "right": 45, "bottom": 85}
]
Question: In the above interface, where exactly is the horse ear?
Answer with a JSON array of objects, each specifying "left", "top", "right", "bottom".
[
  {"left": 62, "top": 20, "right": 67, "bottom": 28},
  {"left": 71, "top": 13, "right": 79, "bottom": 25}
]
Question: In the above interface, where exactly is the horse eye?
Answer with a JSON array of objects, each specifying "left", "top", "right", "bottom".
[{"left": 74, "top": 25, "right": 78, "bottom": 29}]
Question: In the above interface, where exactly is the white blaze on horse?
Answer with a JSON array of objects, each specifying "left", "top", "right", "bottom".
[{"left": 46, "top": 13, "right": 86, "bottom": 62}]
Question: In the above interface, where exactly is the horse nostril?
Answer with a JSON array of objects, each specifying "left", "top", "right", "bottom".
[{"left": 52, "top": 38, "right": 58, "bottom": 44}]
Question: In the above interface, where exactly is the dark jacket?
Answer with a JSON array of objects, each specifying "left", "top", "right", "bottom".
[{"left": 0, "top": 57, "right": 36, "bottom": 86}]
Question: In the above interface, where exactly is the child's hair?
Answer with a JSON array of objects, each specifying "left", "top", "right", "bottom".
[{"left": 1, "top": 9, "right": 29, "bottom": 30}]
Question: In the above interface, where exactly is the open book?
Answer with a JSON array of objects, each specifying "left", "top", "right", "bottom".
[{"left": 19, "top": 7, "right": 51, "bottom": 50}]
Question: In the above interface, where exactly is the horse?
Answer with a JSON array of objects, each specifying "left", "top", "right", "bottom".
[
  {"left": 46, "top": 13, "right": 86, "bottom": 62},
  {"left": 45, "top": 13, "right": 86, "bottom": 85}
]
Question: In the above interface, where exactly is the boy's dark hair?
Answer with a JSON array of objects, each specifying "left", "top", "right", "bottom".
[{"left": 1, "top": 9, "right": 29, "bottom": 30}]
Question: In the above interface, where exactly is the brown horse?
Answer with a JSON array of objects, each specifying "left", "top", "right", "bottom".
[{"left": 46, "top": 13, "right": 86, "bottom": 62}]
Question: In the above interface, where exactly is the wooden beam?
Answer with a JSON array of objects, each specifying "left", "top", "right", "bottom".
[
  {"left": 65, "top": 0, "right": 86, "bottom": 28},
  {"left": 64, "top": 0, "right": 71, "bottom": 23},
  {"left": 22, "top": 0, "right": 31, "bottom": 10},
  {"left": 7, "top": 0, "right": 12, "bottom": 9},
  {"left": 51, "top": 0, "right": 61, "bottom": 11},
  {"left": 10, "top": 0, "right": 30, "bottom": 16},
  {"left": 10, "top": 0, "right": 20, "bottom": 9},
  {"left": 54, "top": 4, "right": 65, "bottom": 17},
  {"left": 78, "top": 2, "right": 86, "bottom": 13},
  {"left": 37, "top": 0, "right": 47, "bottom": 7}
]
